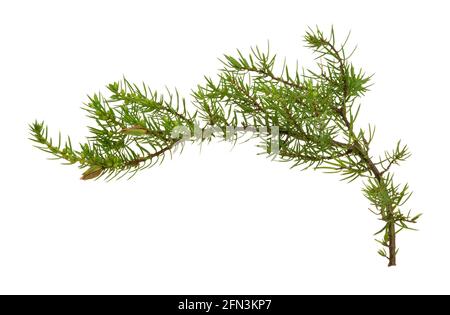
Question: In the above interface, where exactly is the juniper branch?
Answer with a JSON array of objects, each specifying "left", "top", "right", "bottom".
[{"left": 29, "top": 27, "right": 419, "bottom": 267}]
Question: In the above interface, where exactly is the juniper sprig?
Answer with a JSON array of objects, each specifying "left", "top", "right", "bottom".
[{"left": 29, "top": 27, "right": 419, "bottom": 266}]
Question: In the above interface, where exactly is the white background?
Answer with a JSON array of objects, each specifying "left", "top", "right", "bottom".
[{"left": 1, "top": 0, "right": 449, "bottom": 294}]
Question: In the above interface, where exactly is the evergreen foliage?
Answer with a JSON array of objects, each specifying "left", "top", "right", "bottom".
[{"left": 30, "top": 27, "right": 419, "bottom": 266}]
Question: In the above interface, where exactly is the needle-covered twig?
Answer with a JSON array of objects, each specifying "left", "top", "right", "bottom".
[{"left": 30, "top": 27, "right": 419, "bottom": 266}]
